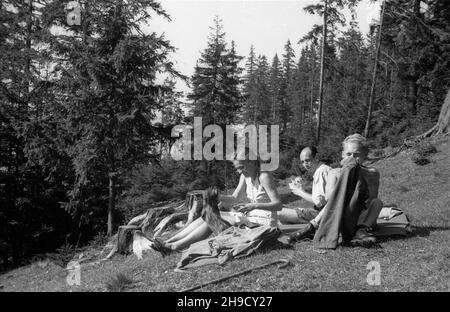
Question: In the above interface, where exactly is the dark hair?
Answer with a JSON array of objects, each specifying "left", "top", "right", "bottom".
[
  {"left": 302, "top": 146, "right": 318, "bottom": 158},
  {"left": 232, "top": 147, "right": 262, "bottom": 172},
  {"left": 200, "top": 188, "right": 231, "bottom": 235}
]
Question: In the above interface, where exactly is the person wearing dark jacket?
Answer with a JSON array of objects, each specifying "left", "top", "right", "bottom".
[{"left": 288, "top": 134, "right": 383, "bottom": 248}]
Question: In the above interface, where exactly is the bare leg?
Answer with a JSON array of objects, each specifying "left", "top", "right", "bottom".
[
  {"left": 166, "top": 220, "right": 212, "bottom": 251},
  {"left": 165, "top": 217, "right": 204, "bottom": 243}
]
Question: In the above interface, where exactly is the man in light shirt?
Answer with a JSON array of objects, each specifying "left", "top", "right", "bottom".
[
  {"left": 278, "top": 146, "right": 332, "bottom": 224},
  {"left": 287, "top": 134, "right": 384, "bottom": 247}
]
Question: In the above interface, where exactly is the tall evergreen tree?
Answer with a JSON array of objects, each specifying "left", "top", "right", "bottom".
[
  {"left": 242, "top": 45, "right": 258, "bottom": 124},
  {"left": 301, "top": 0, "right": 360, "bottom": 142},
  {"left": 0, "top": 0, "right": 67, "bottom": 262},
  {"left": 330, "top": 24, "right": 370, "bottom": 138},
  {"left": 188, "top": 16, "right": 243, "bottom": 125},
  {"left": 254, "top": 55, "right": 271, "bottom": 124},
  {"left": 280, "top": 39, "right": 296, "bottom": 132},
  {"left": 43, "top": 0, "right": 178, "bottom": 236},
  {"left": 269, "top": 54, "right": 283, "bottom": 123},
  {"left": 160, "top": 79, "right": 184, "bottom": 126}
]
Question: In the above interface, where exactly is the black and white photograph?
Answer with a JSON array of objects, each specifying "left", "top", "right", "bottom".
[{"left": 0, "top": 0, "right": 449, "bottom": 295}]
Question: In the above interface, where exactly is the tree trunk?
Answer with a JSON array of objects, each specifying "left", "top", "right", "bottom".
[
  {"left": 364, "top": 0, "right": 386, "bottom": 138},
  {"left": 436, "top": 89, "right": 450, "bottom": 134},
  {"left": 418, "top": 88, "right": 450, "bottom": 138},
  {"left": 107, "top": 172, "right": 117, "bottom": 236},
  {"left": 253, "top": 100, "right": 257, "bottom": 125},
  {"left": 310, "top": 60, "right": 315, "bottom": 121},
  {"left": 117, "top": 225, "right": 140, "bottom": 254},
  {"left": 408, "top": 0, "right": 421, "bottom": 115},
  {"left": 316, "top": 0, "right": 327, "bottom": 143},
  {"left": 408, "top": 78, "right": 418, "bottom": 114}
]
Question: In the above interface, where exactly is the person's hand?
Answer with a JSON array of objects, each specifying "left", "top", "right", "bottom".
[
  {"left": 291, "top": 187, "right": 304, "bottom": 197},
  {"left": 289, "top": 177, "right": 305, "bottom": 194},
  {"left": 235, "top": 203, "right": 258, "bottom": 214}
]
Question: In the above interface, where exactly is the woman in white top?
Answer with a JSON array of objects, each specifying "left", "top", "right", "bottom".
[
  {"left": 220, "top": 157, "right": 281, "bottom": 227},
  {"left": 157, "top": 153, "right": 282, "bottom": 253}
]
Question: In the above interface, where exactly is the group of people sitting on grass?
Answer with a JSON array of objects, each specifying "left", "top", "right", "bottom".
[{"left": 151, "top": 133, "right": 384, "bottom": 256}]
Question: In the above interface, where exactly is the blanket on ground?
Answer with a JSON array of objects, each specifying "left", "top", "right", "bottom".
[
  {"left": 279, "top": 207, "right": 410, "bottom": 237},
  {"left": 176, "top": 225, "right": 282, "bottom": 271}
]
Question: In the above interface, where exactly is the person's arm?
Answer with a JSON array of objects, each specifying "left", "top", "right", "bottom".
[
  {"left": 239, "top": 172, "right": 282, "bottom": 212},
  {"left": 218, "top": 174, "right": 246, "bottom": 210},
  {"left": 232, "top": 174, "right": 247, "bottom": 199},
  {"left": 291, "top": 186, "right": 314, "bottom": 203},
  {"left": 289, "top": 178, "right": 314, "bottom": 203}
]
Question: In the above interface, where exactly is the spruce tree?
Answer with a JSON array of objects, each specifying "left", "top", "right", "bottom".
[
  {"left": 243, "top": 45, "right": 258, "bottom": 124},
  {"left": 188, "top": 16, "right": 243, "bottom": 125},
  {"left": 43, "top": 0, "right": 178, "bottom": 236},
  {"left": 254, "top": 55, "right": 271, "bottom": 125},
  {"left": 0, "top": 0, "right": 60, "bottom": 261},
  {"left": 269, "top": 54, "right": 283, "bottom": 123},
  {"left": 280, "top": 40, "right": 296, "bottom": 133}
]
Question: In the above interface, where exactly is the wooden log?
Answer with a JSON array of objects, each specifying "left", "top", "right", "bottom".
[
  {"left": 127, "top": 211, "right": 149, "bottom": 226},
  {"left": 153, "top": 211, "right": 188, "bottom": 237},
  {"left": 132, "top": 231, "right": 154, "bottom": 260},
  {"left": 153, "top": 190, "right": 204, "bottom": 237},
  {"left": 115, "top": 191, "right": 206, "bottom": 256},
  {"left": 117, "top": 225, "right": 141, "bottom": 254}
]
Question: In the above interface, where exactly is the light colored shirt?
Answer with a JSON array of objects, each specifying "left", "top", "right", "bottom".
[
  {"left": 312, "top": 164, "right": 332, "bottom": 208},
  {"left": 244, "top": 176, "right": 278, "bottom": 227}
]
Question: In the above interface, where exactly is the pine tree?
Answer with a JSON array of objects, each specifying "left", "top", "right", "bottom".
[
  {"left": 222, "top": 40, "right": 244, "bottom": 121},
  {"left": 279, "top": 40, "right": 296, "bottom": 133},
  {"left": 301, "top": 0, "right": 360, "bottom": 142},
  {"left": 242, "top": 45, "right": 258, "bottom": 124},
  {"left": 331, "top": 24, "right": 370, "bottom": 137},
  {"left": 254, "top": 55, "right": 271, "bottom": 124},
  {"left": 268, "top": 54, "right": 283, "bottom": 123},
  {"left": 0, "top": 0, "right": 60, "bottom": 262},
  {"left": 188, "top": 16, "right": 243, "bottom": 125},
  {"left": 160, "top": 79, "right": 184, "bottom": 126},
  {"left": 379, "top": 0, "right": 450, "bottom": 140},
  {"left": 289, "top": 46, "right": 313, "bottom": 139},
  {"left": 43, "top": 0, "right": 178, "bottom": 236}
]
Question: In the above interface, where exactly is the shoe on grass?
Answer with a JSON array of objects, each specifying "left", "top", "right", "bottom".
[
  {"left": 287, "top": 222, "right": 316, "bottom": 244},
  {"left": 150, "top": 237, "right": 173, "bottom": 257},
  {"left": 350, "top": 226, "right": 377, "bottom": 247}
]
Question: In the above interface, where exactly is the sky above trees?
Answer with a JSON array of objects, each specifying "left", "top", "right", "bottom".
[{"left": 147, "top": 0, "right": 381, "bottom": 93}]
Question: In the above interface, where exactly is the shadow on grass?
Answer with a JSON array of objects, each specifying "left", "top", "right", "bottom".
[
  {"left": 377, "top": 225, "right": 450, "bottom": 243},
  {"left": 409, "top": 225, "right": 450, "bottom": 237}
]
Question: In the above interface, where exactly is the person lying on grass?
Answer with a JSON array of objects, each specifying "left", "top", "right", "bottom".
[
  {"left": 278, "top": 146, "right": 332, "bottom": 225},
  {"left": 287, "top": 133, "right": 384, "bottom": 247},
  {"left": 150, "top": 149, "right": 283, "bottom": 256}
]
